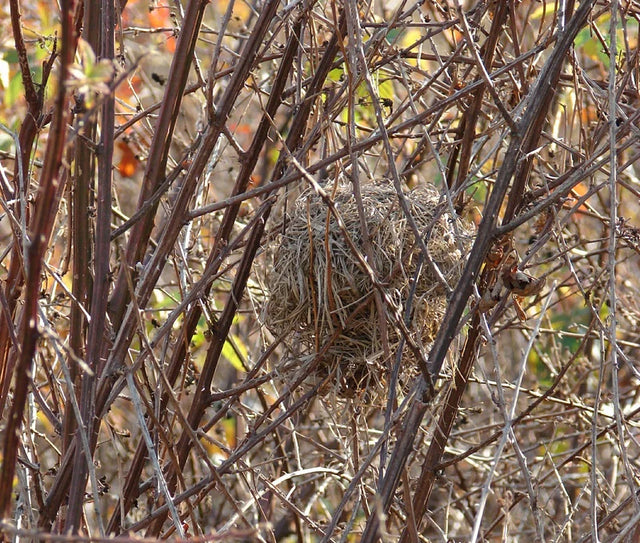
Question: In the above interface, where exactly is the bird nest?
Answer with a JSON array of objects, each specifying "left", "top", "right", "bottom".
[{"left": 265, "top": 182, "right": 472, "bottom": 399}]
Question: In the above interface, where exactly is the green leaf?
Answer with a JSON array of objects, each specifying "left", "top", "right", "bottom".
[
  {"left": 66, "top": 38, "right": 114, "bottom": 102},
  {"left": 0, "top": 58, "right": 10, "bottom": 89},
  {"left": 5, "top": 71, "right": 24, "bottom": 107},
  {"left": 222, "top": 334, "right": 248, "bottom": 372}
]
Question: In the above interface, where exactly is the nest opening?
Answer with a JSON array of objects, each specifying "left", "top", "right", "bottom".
[{"left": 265, "top": 182, "right": 472, "bottom": 399}]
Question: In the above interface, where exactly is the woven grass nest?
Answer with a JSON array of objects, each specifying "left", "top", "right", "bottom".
[{"left": 265, "top": 182, "right": 473, "bottom": 398}]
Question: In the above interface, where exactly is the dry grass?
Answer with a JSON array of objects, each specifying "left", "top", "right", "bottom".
[
  {"left": 265, "top": 181, "right": 471, "bottom": 398},
  {"left": 1, "top": 0, "right": 640, "bottom": 541}
]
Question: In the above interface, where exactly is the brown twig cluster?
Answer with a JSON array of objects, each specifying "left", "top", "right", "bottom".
[{"left": 1, "top": 0, "right": 639, "bottom": 541}]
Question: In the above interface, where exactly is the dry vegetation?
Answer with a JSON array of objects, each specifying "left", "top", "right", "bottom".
[
  {"left": 265, "top": 182, "right": 472, "bottom": 400},
  {"left": 1, "top": 0, "right": 640, "bottom": 541}
]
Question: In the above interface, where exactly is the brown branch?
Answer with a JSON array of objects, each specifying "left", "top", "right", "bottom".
[
  {"left": 65, "top": 0, "right": 117, "bottom": 531},
  {"left": 141, "top": 9, "right": 347, "bottom": 535},
  {"left": 359, "top": 2, "right": 597, "bottom": 540},
  {"left": 501, "top": 2, "right": 578, "bottom": 224},
  {"left": 146, "top": 203, "right": 272, "bottom": 536},
  {"left": 399, "top": 313, "right": 482, "bottom": 543},
  {"left": 398, "top": 310, "right": 592, "bottom": 540},
  {"left": 107, "top": 0, "right": 211, "bottom": 323},
  {"left": 104, "top": 15, "right": 305, "bottom": 532},
  {"left": 451, "top": 1, "right": 509, "bottom": 196},
  {"left": 0, "top": 0, "right": 59, "bottom": 419},
  {"left": 0, "top": 0, "right": 79, "bottom": 526},
  {"left": 9, "top": 0, "right": 37, "bottom": 109}
]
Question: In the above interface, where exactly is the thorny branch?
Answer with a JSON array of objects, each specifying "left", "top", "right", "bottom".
[{"left": 2, "top": 1, "right": 639, "bottom": 541}]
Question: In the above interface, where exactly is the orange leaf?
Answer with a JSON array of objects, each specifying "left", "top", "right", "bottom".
[
  {"left": 117, "top": 141, "right": 139, "bottom": 178},
  {"left": 148, "top": 6, "right": 170, "bottom": 29},
  {"left": 565, "top": 182, "right": 590, "bottom": 213},
  {"left": 165, "top": 35, "right": 176, "bottom": 53}
]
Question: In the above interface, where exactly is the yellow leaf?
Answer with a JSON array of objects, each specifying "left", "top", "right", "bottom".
[{"left": 222, "top": 334, "right": 248, "bottom": 372}]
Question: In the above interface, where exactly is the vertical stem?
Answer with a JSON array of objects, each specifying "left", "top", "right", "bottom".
[
  {"left": 107, "top": 0, "right": 210, "bottom": 322},
  {"left": 360, "top": 2, "right": 597, "bottom": 539},
  {"left": 452, "top": 1, "right": 509, "bottom": 195},
  {"left": 105, "top": 16, "right": 303, "bottom": 533},
  {"left": 0, "top": 0, "right": 52, "bottom": 420},
  {"left": 0, "top": 0, "right": 78, "bottom": 525},
  {"left": 63, "top": 4, "right": 99, "bottom": 454},
  {"left": 65, "top": 0, "right": 116, "bottom": 532},
  {"left": 397, "top": 315, "right": 482, "bottom": 543}
]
